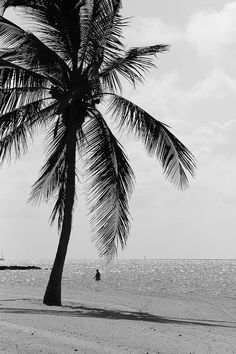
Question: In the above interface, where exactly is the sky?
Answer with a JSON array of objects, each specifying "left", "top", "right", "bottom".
[{"left": 0, "top": 0, "right": 236, "bottom": 260}]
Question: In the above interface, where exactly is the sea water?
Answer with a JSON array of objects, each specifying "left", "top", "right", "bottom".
[{"left": 0, "top": 259, "right": 236, "bottom": 299}]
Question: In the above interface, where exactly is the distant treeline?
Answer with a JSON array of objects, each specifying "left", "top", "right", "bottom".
[{"left": 0, "top": 265, "right": 41, "bottom": 270}]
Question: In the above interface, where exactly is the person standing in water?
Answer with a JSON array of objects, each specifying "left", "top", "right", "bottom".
[{"left": 94, "top": 269, "right": 101, "bottom": 281}]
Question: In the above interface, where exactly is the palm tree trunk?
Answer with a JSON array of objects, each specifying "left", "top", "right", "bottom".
[{"left": 43, "top": 125, "right": 77, "bottom": 306}]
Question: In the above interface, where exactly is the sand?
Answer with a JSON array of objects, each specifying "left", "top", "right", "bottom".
[{"left": 1, "top": 283, "right": 236, "bottom": 353}]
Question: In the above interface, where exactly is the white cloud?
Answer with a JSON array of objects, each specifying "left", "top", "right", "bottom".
[
  {"left": 125, "top": 68, "right": 236, "bottom": 134},
  {"left": 194, "top": 120, "right": 236, "bottom": 159},
  {"left": 120, "top": 67, "right": 236, "bottom": 211},
  {"left": 123, "top": 17, "right": 182, "bottom": 46},
  {"left": 124, "top": 3, "right": 236, "bottom": 67},
  {"left": 186, "top": 2, "right": 236, "bottom": 60},
  {"left": 188, "top": 69, "right": 236, "bottom": 100}
]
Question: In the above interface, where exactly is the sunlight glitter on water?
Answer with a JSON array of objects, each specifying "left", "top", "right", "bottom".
[{"left": 0, "top": 259, "right": 236, "bottom": 298}]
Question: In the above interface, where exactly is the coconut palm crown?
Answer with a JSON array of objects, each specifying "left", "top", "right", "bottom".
[{"left": 0, "top": 0, "right": 196, "bottom": 305}]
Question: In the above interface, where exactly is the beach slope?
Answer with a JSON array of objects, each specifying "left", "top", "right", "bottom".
[{"left": 0, "top": 285, "right": 236, "bottom": 353}]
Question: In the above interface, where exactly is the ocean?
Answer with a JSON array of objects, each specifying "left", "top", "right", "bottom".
[{"left": 1, "top": 259, "right": 236, "bottom": 299}]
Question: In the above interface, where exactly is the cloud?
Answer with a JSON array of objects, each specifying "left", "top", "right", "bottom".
[
  {"left": 188, "top": 69, "right": 236, "bottom": 100},
  {"left": 125, "top": 68, "right": 236, "bottom": 133},
  {"left": 123, "top": 17, "right": 182, "bottom": 46},
  {"left": 123, "top": 3, "right": 236, "bottom": 67},
  {"left": 186, "top": 2, "right": 236, "bottom": 61},
  {"left": 119, "top": 66, "right": 236, "bottom": 209},
  {"left": 194, "top": 120, "right": 236, "bottom": 159}
]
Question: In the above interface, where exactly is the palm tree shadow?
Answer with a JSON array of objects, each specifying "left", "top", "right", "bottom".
[
  {"left": 0, "top": 302, "right": 235, "bottom": 328},
  {"left": 66, "top": 305, "right": 236, "bottom": 328}
]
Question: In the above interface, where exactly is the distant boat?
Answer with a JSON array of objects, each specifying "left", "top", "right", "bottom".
[{"left": 0, "top": 251, "right": 5, "bottom": 261}]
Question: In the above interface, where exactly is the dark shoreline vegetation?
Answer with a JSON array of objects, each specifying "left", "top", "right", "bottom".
[{"left": 0, "top": 266, "right": 41, "bottom": 270}]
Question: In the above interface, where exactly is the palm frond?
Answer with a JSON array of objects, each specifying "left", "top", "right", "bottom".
[
  {"left": 0, "top": 16, "right": 70, "bottom": 87},
  {"left": 108, "top": 94, "right": 196, "bottom": 190},
  {"left": 3, "top": 0, "right": 86, "bottom": 68},
  {"left": 0, "top": 85, "right": 51, "bottom": 115},
  {"left": 0, "top": 99, "right": 44, "bottom": 135},
  {"left": 29, "top": 118, "right": 67, "bottom": 206},
  {"left": 79, "top": 0, "right": 104, "bottom": 68},
  {"left": 83, "top": 109, "right": 134, "bottom": 259},
  {"left": 100, "top": 44, "right": 169, "bottom": 92},
  {"left": 29, "top": 116, "right": 79, "bottom": 230},
  {"left": 100, "top": 67, "right": 122, "bottom": 93},
  {"left": 94, "top": 0, "right": 125, "bottom": 62},
  {"left": 50, "top": 180, "right": 67, "bottom": 230},
  {"left": 0, "top": 58, "right": 52, "bottom": 89},
  {"left": 2, "top": 0, "right": 40, "bottom": 10},
  {"left": 0, "top": 101, "right": 57, "bottom": 164},
  {"left": 79, "top": 0, "right": 125, "bottom": 71},
  {"left": 0, "top": 117, "right": 28, "bottom": 163}
]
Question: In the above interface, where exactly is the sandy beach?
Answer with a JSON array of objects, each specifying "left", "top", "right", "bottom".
[{"left": 0, "top": 283, "right": 236, "bottom": 353}]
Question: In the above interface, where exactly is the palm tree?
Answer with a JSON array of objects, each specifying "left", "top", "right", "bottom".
[{"left": 0, "top": 0, "right": 196, "bottom": 306}]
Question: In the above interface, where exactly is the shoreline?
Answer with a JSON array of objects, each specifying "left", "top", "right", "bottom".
[
  {"left": 0, "top": 284, "right": 236, "bottom": 353},
  {"left": 0, "top": 266, "right": 41, "bottom": 270}
]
